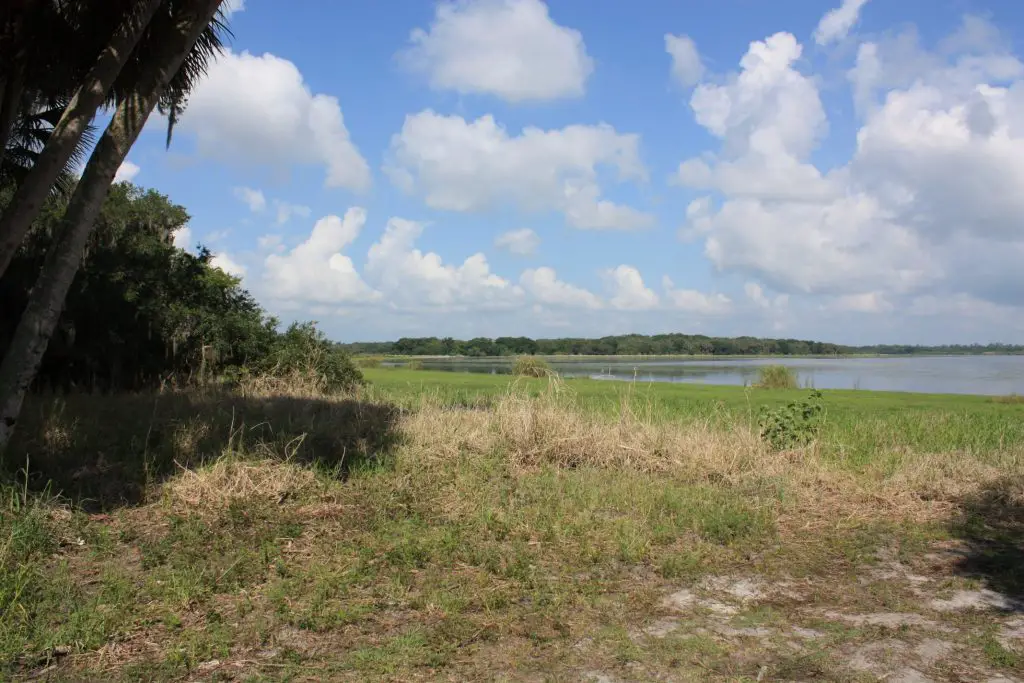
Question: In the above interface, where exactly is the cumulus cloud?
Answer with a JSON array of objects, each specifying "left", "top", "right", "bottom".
[
  {"left": 386, "top": 110, "right": 651, "bottom": 229},
  {"left": 114, "top": 160, "right": 140, "bottom": 183},
  {"left": 172, "top": 226, "right": 192, "bottom": 250},
  {"left": 603, "top": 265, "right": 659, "bottom": 310},
  {"left": 495, "top": 228, "right": 540, "bottom": 256},
  {"left": 274, "top": 200, "right": 311, "bottom": 225},
  {"left": 665, "top": 34, "right": 704, "bottom": 86},
  {"left": 520, "top": 267, "right": 603, "bottom": 309},
  {"left": 365, "top": 217, "right": 523, "bottom": 310},
  {"left": 662, "top": 277, "right": 731, "bottom": 314},
  {"left": 233, "top": 186, "right": 266, "bottom": 212},
  {"left": 814, "top": 0, "right": 869, "bottom": 46},
  {"left": 677, "top": 21, "right": 1024, "bottom": 314},
  {"left": 263, "top": 209, "right": 379, "bottom": 305},
  {"left": 210, "top": 252, "right": 246, "bottom": 278},
  {"left": 178, "top": 50, "right": 370, "bottom": 190},
  {"left": 400, "top": 0, "right": 592, "bottom": 102},
  {"left": 220, "top": 0, "right": 244, "bottom": 17},
  {"left": 832, "top": 292, "right": 893, "bottom": 313},
  {"left": 744, "top": 282, "right": 788, "bottom": 310}
]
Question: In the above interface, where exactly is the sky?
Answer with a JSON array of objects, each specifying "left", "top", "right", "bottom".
[{"left": 114, "top": 0, "right": 1024, "bottom": 344}]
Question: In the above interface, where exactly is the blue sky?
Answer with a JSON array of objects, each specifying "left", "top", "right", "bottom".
[{"left": 117, "top": 0, "right": 1024, "bottom": 344}]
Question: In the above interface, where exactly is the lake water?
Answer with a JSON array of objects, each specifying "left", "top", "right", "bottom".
[{"left": 410, "top": 355, "right": 1024, "bottom": 396}]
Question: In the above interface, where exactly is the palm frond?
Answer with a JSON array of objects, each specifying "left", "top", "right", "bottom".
[
  {"left": 158, "top": 6, "right": 231, "bottom": 148},
  {"left": 1, "top": 91, "right": 95, "bottom": 198}
]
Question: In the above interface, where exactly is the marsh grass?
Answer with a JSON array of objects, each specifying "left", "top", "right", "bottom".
[
  {"left": 512, "top": 355, "right": 554, "bottom": 378},
  {"left": 754, "top": 364, "right": 800, "bottom": 389},
  {"left": 1, "top": 375, "right": 1023, "bottom": 679}
]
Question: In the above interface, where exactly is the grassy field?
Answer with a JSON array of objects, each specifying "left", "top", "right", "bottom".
[{"left": 1, "top": 368, "right": 1023, "bottom": 681}]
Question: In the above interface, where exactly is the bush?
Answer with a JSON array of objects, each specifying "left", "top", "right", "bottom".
[
  {"left": 754, "top": 364, "right": 799, "bottom": 389},
  {"left": 758, "top": 391, "right": 825, "bottom": 450},
  {"left": 512, "top": 356, "right": 553, "bottom": 378},
  {"left": 257, "top": 322, "right": 364, "bottom": 393},
  {"left": 354, "top": 356, "right": 382, "bottom": 368}
]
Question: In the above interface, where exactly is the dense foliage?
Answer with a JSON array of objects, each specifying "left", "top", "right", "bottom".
[
  {"left": 0, "top": 181, "right": 361, "bottom": 393},
  {"left": 339, "top": 335, "right": 1024, "bottom": 358}
]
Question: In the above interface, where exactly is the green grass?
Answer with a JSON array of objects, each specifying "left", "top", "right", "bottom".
[
  {"left": 0, "top": 368, "right": 1021, "bottom": 680},
  {"left": 363, "top": 367, "right": 1024, "bottom": 462}
]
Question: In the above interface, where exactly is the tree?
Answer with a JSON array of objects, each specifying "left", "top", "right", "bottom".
[
  {"left": 0, "top": 0, "right": 226, "bottom": 451},
  {"left": 0, "top": 0, "right": 164, "bottom": 278}
]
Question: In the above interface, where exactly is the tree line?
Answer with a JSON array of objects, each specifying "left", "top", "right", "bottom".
[
  {"left": 340, "top": 336, "right": 1024, "bottom": 358},
  {"left": 0, "top": 180, "right": 363, "bottom": 394}
]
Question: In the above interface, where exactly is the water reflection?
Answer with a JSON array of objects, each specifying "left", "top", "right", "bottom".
[{"left": 400, "top": 356, "right": 1024, "bottom": 396}]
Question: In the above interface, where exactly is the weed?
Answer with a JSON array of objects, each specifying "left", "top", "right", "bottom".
[{"left": 758, "top": 390, "right": 825, "bottom": 450}]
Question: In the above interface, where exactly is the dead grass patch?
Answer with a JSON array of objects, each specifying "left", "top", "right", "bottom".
[{"left": 162, "top": 459, "right": 319, "bottom": 514}]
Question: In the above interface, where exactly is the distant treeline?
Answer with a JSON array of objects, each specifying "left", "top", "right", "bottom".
[{"left": 338, "top": 335, "right": 1024, "bottom": 358}]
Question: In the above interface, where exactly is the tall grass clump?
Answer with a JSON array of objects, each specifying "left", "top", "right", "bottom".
[
  {"left": 754, "top": 364, "right": 799, "bottom": 389},
  {"left": 512, "top": 356, "right": 553, "bottom": 378}
]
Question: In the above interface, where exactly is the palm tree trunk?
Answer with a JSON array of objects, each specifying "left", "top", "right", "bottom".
[
  {"left": 0, "top": 69, "right": 26, "bottom": 161},
  {"left": 0, "top": 0, "right": 165, "bottom": 280},
  {"left": 0, "top": 0, "right": 224, "bottom": 452}
]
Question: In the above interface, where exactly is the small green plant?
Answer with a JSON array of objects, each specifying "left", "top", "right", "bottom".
[
  {"left": 754, "top": 365, "right": 799, "bottom": 389},
  {"left": 758, "top": 390, "right": 825, "bottom": 450},
  {"left": 512, "top": 356, "right": 552, "bottom": 378}
]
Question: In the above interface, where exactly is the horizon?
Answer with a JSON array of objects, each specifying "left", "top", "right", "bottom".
[{"left": 334, "top": 332, "right": 1024, "bottom": 350}]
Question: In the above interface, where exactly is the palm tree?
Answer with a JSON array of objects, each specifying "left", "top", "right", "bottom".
[
  {"left": 0, "top": 0, "right": 166, "bottom": 278},
  {"left": 0, "top": 0, "right": 226, "bottom": 450}
]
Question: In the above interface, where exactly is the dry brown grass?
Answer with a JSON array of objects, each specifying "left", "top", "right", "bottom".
[
  {"left": 162, "top": 458, "right": 320, "bottom": 514},
  {"left": 395, "top": 379, "right": 1024, "bottom": 529}
]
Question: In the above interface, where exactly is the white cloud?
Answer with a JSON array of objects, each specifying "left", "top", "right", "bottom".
[
  {"left": 221, "top": 0, "right": 245, "bottom": 17},
  {"left": 179, "top": 50, "right": 370, "bottom": 190},
  {"left": 263, "top": 209, "right": 379, "bottom": 305},
  {"left": 520, "top": 267, "right": 603, "bottom": 309},
  {"left": 114, "top": 160, "right": 140, "bottom": 183},
  {"left": 257, "top": 234, "right": 284, "bottom": 252},
  {"left": 274, "top": 200, "right": 311, "bottom": 225},
  {"left": 665, "top": 34, "right": 704, "bottom": 86},
  {"left": 172, "top": 226, "right": 192, "bottom": 250},
  {"left": 233, "top": 186, "right": 266, "bottom": 212},
  {"left": 603, "top": 265, "right": 659, "bottom": 310},
  {"left": 400, "top": 0, "right": 592, "bottom": 102},
  {"left": 210, "top": 252, "right": 246, "bottom": 278},
  {"left": 365, "top": 217, "right": 523, "bottom": 310},
  {"left": 744, "top": 282, "right": 788, "bottom": 310},
  {"left": 662, "top": 277, "right": 731, "bottom": 314},
  {"left": 677, "top": 23, "right": 1024, "bottom": 312},
  {"left": 386, "top": 110, "right": 651, "bottom": 230},
  {"left": 495, "top": 228, "right": 540, "bottom": 256},
  {"left": 832, "top": 292, "right": 893, "bottom": 313},
  {"left": 814, "top": 0, "right": 869, "bottom": 46}
]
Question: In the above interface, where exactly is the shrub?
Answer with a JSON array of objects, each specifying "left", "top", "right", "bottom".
[
  {"left": 257, "top": 322, "right": 364, "bottom": 393},
  {"left": 758, "top": 390, "right": 825, "bottom": 450},
  {"left": 512, "top": 356, "right": 553, "bottom": 378},
  {"left": 754, "top": 364, "right": 799, "bottom": 389},
  {"left": 354, "top": 356, "right": 382, "bottom": 368}
]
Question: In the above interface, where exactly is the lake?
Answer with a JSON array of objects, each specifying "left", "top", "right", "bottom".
[{"left": 407, "top": 355, "right": 1024, "bottom": 396}]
